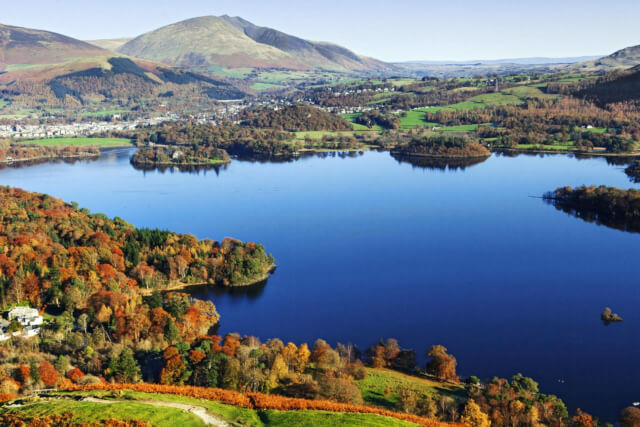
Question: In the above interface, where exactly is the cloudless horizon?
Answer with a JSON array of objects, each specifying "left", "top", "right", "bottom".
[{"left": 4, "top": 0, "right": 640, "bottom": 62}]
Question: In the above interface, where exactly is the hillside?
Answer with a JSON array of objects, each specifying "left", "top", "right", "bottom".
[
  {"left": 0, "top": 23, "right": 108, "bottom": 71},
  {"left": 117, "top": 16, "right": 390, "bottom": 72},
  {"left": 118, "top": 16, "right": 307, "bottom": 70},
  {"left": 0, "top": 23, "right": 248, "bottom": 110},
  {"left": 220, "top": 15, "right": 389, "bottom": 72},
  {"left": 574, "top": 66, "right": 640, "bottom": 105},
  {"left": 575, "top": 44, "right": 640, "bottom": 71}
]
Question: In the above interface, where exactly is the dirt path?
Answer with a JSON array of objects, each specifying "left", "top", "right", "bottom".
[{"left": 81, "top": 397, "right": 230, "bottom": 427}]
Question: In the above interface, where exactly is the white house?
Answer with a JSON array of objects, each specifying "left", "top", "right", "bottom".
[
  {"left": 8, "top": 307, "right": 43, "bottom": 327},
  {"left": 0, "top": 307, "right": 45, "bottom": 340}
]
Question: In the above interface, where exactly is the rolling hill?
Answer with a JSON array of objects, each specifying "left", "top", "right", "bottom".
[
  {"left": 0, "top": 23, "right": 248, "bottom": 109},
  {"left": 0, "top": 23, "right": 109, "bottom": 71},
  {"left": 117, "top": 16, "right": 391, "bottom": 72},
  {"left": 574, "top": 44, "right": 640, "bottom": 71}
]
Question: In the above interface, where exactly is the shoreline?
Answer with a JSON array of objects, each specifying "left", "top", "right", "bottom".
[
  {"left": 492, "top": 147, "right": 640, "bottom": 158},
  {"left": 139, "top": 264, "right": 276, "bottom": 296},
  {"left": 0, "top": 152, "right": 100, "bottom": 165}
]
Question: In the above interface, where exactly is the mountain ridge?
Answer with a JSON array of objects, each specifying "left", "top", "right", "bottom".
[{"left": 117, "top": 15, "right": 391, "bottom": 72}]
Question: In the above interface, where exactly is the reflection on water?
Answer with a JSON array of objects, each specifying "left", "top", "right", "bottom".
[
  {"left": 545, "top": 195, "right": 640, "bottom": 233},
  {"left": 131, "top": 162, "right": 230, "bottom": 175},
  {"left": 187, "top": 279, "right": 268, "bottom": 302},
  {"left": 391, "top": 153, "right": 489, "bottom": 171},
  {"left": 0, "top": 156, "right": 99, "bottom": 170}
]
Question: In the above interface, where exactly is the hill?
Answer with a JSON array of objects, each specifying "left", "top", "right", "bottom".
[
  {"left": 117, "top": 16, "right": 390, "bottom": 72},
  {"left": 0, "top": 23, "right": 249, "bottom": 108},
  {"left": 118, "top": 16, "right": 307, "bottom": 70},
  {"left": 220, "top": 15, "right": 389, "bottom": 72},
  {"left": 574, "top": 65, "right": 640, "bottom": 105},
  {"left": 0, "top": 23, "right": 108, "bottom": 71},
  {"left": 86, "top": 37, "right": 133, "bottom": 51},
  {"left": 575, "top": 44, "right": 640, "bottom": 71}
]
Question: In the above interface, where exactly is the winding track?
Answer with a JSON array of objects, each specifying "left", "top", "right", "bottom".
[{"left": 80, "top": 397, "right": 231, "bottom": 426}]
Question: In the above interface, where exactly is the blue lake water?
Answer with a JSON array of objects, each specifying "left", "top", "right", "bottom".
[{"left": 2, "top": 148, "right": 639, "bottom": 420}]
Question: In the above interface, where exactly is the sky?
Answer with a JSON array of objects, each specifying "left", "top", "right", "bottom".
[{"left": 4, "top": 0, "right": 640, "bottom": 62}]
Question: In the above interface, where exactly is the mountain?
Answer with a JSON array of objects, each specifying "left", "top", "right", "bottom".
[
  {"left": 117, "top": 16, "right": 391, "bottom": 72},
  {"left": 0, "top": 23, "right": 108, "bottom": 70},
  {"left": 0, "top": 23, "right": 248, "bottom": 108},
  {"left": 219, "top": 15, "right": 388, "bottom": 71},
  {"left": 86, "top": 37, "right": 133, "bottom": 52},
  {"left": 575, "top": 44, "right": 640, "bottom": 71},
  {"left": 118, "top": 16, "right": 307, "bottom": 70}
]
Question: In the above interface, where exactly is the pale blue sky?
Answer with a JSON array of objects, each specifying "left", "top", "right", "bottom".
[{"left": 4, "top": 0, "right": 640, "bottom": 61}]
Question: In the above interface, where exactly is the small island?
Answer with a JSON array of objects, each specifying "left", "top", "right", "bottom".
[
  {"left": 131, "top": 145, "right": 231, "bottom": 167},
  {"left": 390, "top": 135, "right": 491, "bottom": 158},
  {"left": 601, "top": 307, "right": 623, "bottom": 325}
]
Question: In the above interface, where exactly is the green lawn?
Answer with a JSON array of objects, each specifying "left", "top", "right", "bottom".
[
  {"left": 17, "top": 137, "right": 133, "bottom": 147},
  {"left": 0, "top": 99, "right": 8, "bottom": 109},
  {"left": 37, "top": 390, "right": 416, "bottom": 426},
  {"left": 357, "top": 368, "right": 466, "bottom": 410},
  {"left": 0, "top": 400, "right": 205, "bottom": 427}
]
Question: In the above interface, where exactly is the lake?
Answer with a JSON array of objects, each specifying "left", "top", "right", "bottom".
[{"left": 2, "top": 147, "right": 639, "bottom": 420}]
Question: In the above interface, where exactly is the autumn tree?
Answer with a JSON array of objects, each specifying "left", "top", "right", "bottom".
[
  {"left": 38, "top": 361, "right": 59, "bottom": 387},
  {"left": 621, "top": 407, "right": 640, "bottom": 427},
  {"left": 461, "top": 399, "right": 491, "bottom": 427},
  {"left": 426, "top": 345, "right": 458, "bottom": 382}
]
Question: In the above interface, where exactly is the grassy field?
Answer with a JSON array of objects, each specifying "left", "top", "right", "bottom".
[
  {"left": 204, "top": 65, "right": 254, "bottom": 79},
  {"left": 251, "top": 82, "right": 286, "bottom": 91},
  {"left": 4, "top": 390, "right": 417, "bottom": 427},
  {"left": 399, "top": 110, "right": 437, "bottom": 128},
  {"left": 502, "top": 86, "right": 556, "bottom": 100},
  {"left": 357, "top": 369, "right": 466, "bottom": 410},
  {"left": 0, "top": 399, "right": 205, "bottom": 427},
  {"left": 17, "top": 137, "right": 133, "bottom": 147},
  {"left": 340, "top": 113, "right": 385, "bottom": 131}
]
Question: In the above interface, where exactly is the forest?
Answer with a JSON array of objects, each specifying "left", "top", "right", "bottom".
[
  {"left": 237, "top": 104, "right": 353, "bottom": 132},
  {"left": 543, "top": 185, "right": 640, "bottom": 233}
]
